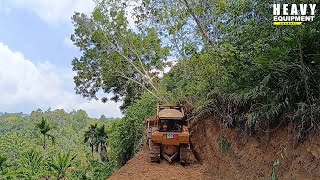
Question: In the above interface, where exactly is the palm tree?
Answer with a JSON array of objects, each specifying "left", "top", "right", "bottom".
[
  {"left": 48, "top": 152, "right": 76, "bottom": 180},
  {"left": 84, "top": 124, "right": 108, "bottom": 162},
  {"left": 84, "top": 124, "right": 98, "bottom": 157},
  {"left": 36, "top": 117, "right": 55, "bottom": 149},
  {"left": 95, "top": 125, "right": 108, "bottom": 162}
]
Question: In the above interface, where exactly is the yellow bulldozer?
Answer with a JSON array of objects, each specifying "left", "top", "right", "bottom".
[{"left": 146, "top": 104, "right": 190, "bottom": 164}]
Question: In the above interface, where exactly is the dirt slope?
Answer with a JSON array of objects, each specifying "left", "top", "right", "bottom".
[
  {"left": 108, "top": 149, "right": 206, "bottom": 180},
  {"left": 109, "top": 117, "right": 320, "bottom": 180},
  {"left": 191, "top": 117, "right": 320, "bottom": 179}
]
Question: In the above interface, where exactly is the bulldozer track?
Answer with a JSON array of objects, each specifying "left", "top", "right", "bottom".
[
  {"left": 149, "top": 143, "right": 160, "bottom": 163},
  {"left": 180, "top": 145, "right": 190, "bottom": 164}
]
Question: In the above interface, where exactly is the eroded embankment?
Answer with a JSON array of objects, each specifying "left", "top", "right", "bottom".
[{"left": 191, "top": 117, "right": 320, "bottom": 179}]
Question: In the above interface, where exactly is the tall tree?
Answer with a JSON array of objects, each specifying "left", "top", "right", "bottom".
[
  {"left": 71, "top": 0, "right": 170, "bottom": 110},
  {"left": 95, "top": 125, "right": 108, "bottom": 162},
  {"left": 84, "top": 124, "right": 98, "bottom": 157},
  {"left": 84, "top": 124, "right": 109, "bottom": 162},
  {"left": 35, "top": 117, "right": 55, "bottom": 149}
]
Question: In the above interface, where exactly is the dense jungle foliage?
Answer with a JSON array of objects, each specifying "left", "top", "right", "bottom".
[
  {"left": 72, "top": 0, "right": 320, "bottom": 140},
  {"left": 1, "top": 0, "right": 320, "bottom": 179},
  {"left": 0, "top": 93, "right": 156, "bottom": 179},
  {"left": 0, "top": 109, "right": 117, "bottom": 179}
]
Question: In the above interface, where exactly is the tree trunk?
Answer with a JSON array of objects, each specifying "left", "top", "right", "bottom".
[
  {"left": 43, "top": 134, "right": 46, "bottom": 149},
  {"left": 91, "top": 145, "right": 94, "bottom": 157},
  {"left": 98, "top": 144, "right": 108, "bottom": 162}
]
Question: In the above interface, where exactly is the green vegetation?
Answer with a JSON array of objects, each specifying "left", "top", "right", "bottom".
[
  {"left": 48, "top": 152, "right": 76, "bottom": 180},
  {"left": 1, "top": 0, "right": 320, "bottom": 179},
  {"left": 84, "top": 124, "right": 108, "bottom": 162},
  {"left": 71, "top": 0, "right": 320, "bottom": 138},
  {"left": 107, "top": 93, "right": 157, "bottom": 167},
  {"left": 0, "top": 155, "right": 7, "bottom": 171},
  {"left": 36, "top": 117, "right": 55, "bottom": 149},
  {"left": 0, "top": 93, "right": 154, "bottom": 179},
  {"left": 271, "top": 159, "right": 280, "bottom": 180},
  {"left": 0, "top": 110, "right": 119, "bottom": 179},
  {"left": 218, "top": 135, "right": 230, "bottom": 154},
  {"left": 70, "top": 0, "right": 319, "bottom": 176}
]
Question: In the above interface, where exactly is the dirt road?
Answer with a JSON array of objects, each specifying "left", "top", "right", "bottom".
[{"left": 108, "top": 150, "right": 206, "bottom": 180}]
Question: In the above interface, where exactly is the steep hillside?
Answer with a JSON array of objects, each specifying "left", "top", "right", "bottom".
[
  {"left": 191, "top": 117, "right": 320, "bottom": 179},
  {"left": 109, "top": 117, "right": 320, "bottom": 179}
]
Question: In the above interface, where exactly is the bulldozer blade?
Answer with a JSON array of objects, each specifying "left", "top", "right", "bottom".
[{"left": 162, "top": 151, "right": 179, "bottom": 163}]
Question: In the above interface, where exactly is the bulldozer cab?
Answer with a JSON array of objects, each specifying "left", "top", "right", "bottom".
[
  {"left": 157, "top": 105, "right": 187, "bottom": 132},
  {"left": 159, "top": 119, "right": 184, "bottom": 132}
]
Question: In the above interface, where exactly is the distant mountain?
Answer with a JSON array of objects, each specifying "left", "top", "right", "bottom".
[
  {"left": 21, "top": 113, "right": 29, "bottom": 117},
  {"left": 0, "top": 112, "right": 29, "bottom": 117}
]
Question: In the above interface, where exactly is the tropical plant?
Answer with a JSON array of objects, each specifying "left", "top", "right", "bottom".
[
  {"left": 84, "top": 124, "right": 98, "bottom": 157},
  {"left": 108, "top": 92, "right": 157, "bottom": 167},
  {"left": 89, "top": 160, "right": 112, "bottom": 180},
  {"left": 95, "top": 125, "right": 108, "bottom": 162},
  {"left": 48, "top": 152, "right": 76, "bottom": 180},
  {"left": 35, "top": 117, "right": 55, "bottom": 149},
  {"left": 18, "top": 150, "right": 44, "bottom": 179},
  {"left": 84, "top": 124, "right": 109, "bottom": 162}
]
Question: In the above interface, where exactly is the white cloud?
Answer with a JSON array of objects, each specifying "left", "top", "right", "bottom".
[
  {"left": 0, "top": 42, "right": 122, "bottom": 118},
  {"left": 1, "top": 0, "right": 95, "bottom": 24},
  {"left": 1, "top": 0, "right": 140, "bottom": 28}
]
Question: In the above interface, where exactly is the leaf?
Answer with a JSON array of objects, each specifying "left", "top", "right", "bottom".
[{"left": 261, "top": 74, "right": 271, "bottom": 87}]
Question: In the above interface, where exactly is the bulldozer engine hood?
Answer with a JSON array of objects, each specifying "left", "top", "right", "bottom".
[{"left": 158, "top": 109, "right": 185, "bottom": 120}]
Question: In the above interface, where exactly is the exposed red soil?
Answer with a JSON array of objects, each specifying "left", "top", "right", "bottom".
[
  {"left": 192, "top": 117, "right": 320, "bottom": 179},
  {"left": 108, "top": 149, "right": 206, "bottom": 180},
  {"left": 109, "top": 116, "right": 320, "bottom": 180}
]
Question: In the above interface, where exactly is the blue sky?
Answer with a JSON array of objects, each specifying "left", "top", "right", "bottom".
[{"left": 0, "top": 0, "right": 122, "bottom": 118}]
